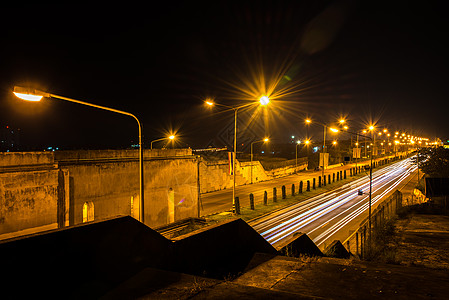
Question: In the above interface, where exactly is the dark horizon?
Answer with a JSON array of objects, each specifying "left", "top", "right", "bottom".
[{"left": 1, "top": 1, "right": 448, "bottom": 151}]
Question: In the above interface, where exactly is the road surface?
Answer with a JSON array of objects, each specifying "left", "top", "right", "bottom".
[
  {"left": 200, "top": 156, "right": 398, "bottom": 216},
  {"left": 248, "top": 157, "right": 417, "bottom": 249}
]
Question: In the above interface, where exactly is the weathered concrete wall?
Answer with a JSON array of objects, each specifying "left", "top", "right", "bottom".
[
  {"left": 199, "top": 159, "right": 308, "bottom": 194},
  {"left": 0, "top": 152, "right": 63, "bottom": 239},
  {"left": 1, "top": 149, "right": 199, "bottom": 238},
  {"left": 0, "top": 152, "right": 54, "bottom": 167},
  {"left": 57, "top": 149, "right": 198, "bottom": 228}
]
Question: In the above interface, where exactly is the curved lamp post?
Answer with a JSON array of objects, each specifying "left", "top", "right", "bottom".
[
  {"left": 150, "top": 135, "right": 175, "bottom": 149},
  {"left": 13, "top": 86, "right": 146, "bottom": 223},
  {"left": 206, "top": 96, "right": 269, "bottom": 213}
]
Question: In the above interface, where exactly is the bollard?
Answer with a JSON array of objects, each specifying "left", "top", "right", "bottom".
[
  {"left": 333, "top": 173, "right": 336, "bottom": 182},
  {"left": 340, "top": 171, "right": 343, "bottom": 180},
  {"left": 312, "top": 178, "right": 316, "bottom": 189},
  {"left": 328, "top": 174, "right": 331, "bottom": 185},
  {"left": 307, "top": 180, "right": 310, "bottom": 191},
  {"left": 299, "top": 181, "right": 303, "bottom": 193},
  {"left": 323, "top": 175, "right": 326, "bottom": 186},
  {"left": 235, "top": 197, "right": 241, "bottom": 215},
  {"left": 318, "top": 176, "right": 322, "bottom": 188},
  {"left": 263, "top": 191, "right": 268, "bottom": 205},
  {"left": 249, "top": 193, "right": 255, "bottom": 210},
  {"left": 344, "top": 170, "right": 347, "bottom": 179},
  {"left": 291, "top": 184, "right": 295, "bottom": 196},
  {"left": 337, "top": 172, "right": 340, "bottom": 181},
  {"left": 282, "top": 185, "right": 286, "bottom": 199},
  {"left": 350, "top": 168, "right": 353, "bottom": 176},
  {"left": 273, "top": 187, "right": 277, "bottom": 202}
]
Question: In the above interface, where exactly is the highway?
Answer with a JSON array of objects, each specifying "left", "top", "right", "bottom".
[
  {"left": 248, "top": 157, "right": 418, "bottom": 249},
  {"left": 200, "top": 157, "right": 393, "bottom": 216}
]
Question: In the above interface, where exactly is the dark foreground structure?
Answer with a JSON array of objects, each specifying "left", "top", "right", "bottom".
[{"left": 1, "top": 216, "right": 448, "bottom": 299}]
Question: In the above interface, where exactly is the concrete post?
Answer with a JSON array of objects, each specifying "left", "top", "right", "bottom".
[
  {"left": 235, "top": 197, "right": 240, "bottom": 215},
  {"left": 313, "top": 178, "right": 316, "bottom": 189},
  {"left": 318, "top": 176, "right": 322, "bottom": 188},
  {"left": 249, "top": 193, "right": 255, "bottom": 210},
  {"left": 307, "top": 180, "right": 310, "bottom": 191},
  {"left": 328, "top": 174, "right": 331, "bottom": 185},
  {"left": 263, "top": 191, "right": 268, "bottom": 205},
  {"left": 333, "top": 173, "right": 335, "bottom": 182},
  {"left": 282, "top": 185, "right": 286, "bottom": 199},
  {"left": 299, "top": 181, "right": 303, "bottom": 193},
  {"left": 344, "top": 170, "right": 347, "bottom": 179},
  {"left": 323, "top": 174, "right": 326, "bottom": 186},
  {"left": 291, "top": 184, "right": 295, "bottom": 196}
]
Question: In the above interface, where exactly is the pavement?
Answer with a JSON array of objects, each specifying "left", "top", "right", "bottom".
[{"left": 104, "top": 252, "right": 449, "bottom": 299}]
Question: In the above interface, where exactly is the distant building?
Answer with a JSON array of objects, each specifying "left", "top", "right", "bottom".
[{"left": 0, "top": 125, "right": 20, "bottom": 152}]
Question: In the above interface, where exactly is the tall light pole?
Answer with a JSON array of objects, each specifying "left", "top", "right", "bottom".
[
  {"left": 295, "top": 140, "right": 301, "bottom": 173},
  {"left": 13, "top": 86, "right": 146, "bottom": 223},
  {"left": 206, "top": 96, "right": 269, "bottom": 213},
  {"left": 251, "top": 138, "right": 269, "bottom": 183},
  {"left": 150, "top": 135, "right": 175, "bottom": 149}
]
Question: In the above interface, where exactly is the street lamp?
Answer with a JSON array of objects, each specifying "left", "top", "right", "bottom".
[
  {"left": 206, "top": 96, "right": 269, "bottom": 213},
  {"left": 13, "top": 86, "right": 146, "bottom": 223},
  {"left": 250, "top": 138, "right": 269, "bottom": 183},
  {"left": 304, "top": 119, "right": 339, "bottom": 182},
  {"left": 150, "top": 135, "right": 176, "bottom": 149}
]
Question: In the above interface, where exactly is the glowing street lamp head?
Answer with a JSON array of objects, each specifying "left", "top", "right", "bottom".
[
  {"left": 369, "top": 125, "right": 375, "bottom": 131},
  {"left": 205, "top": 100, "right": 214, "bottom": 106},
  {"left": 263, "top": 138, "right": 269, "bottom": 142},
  {"left": 329, "top": 127, "right": 339, "bottom": 133},
  {"left": 13, "top": 86, "right": 46, "bottom": 102},
  {"left": 305, "top": 119, "right": 311, "bottom": 124},
  {"left": 305, "top": 140, "right": 310, "bottom": 145},
  {"left": 169, "top": 135, "right": 175, "bottom": 140},
  {"left": 259, "top": 95, "right": 270, "bottom": 106},
  {"left": 339, "top": 119, "right": 345, "bottom": 124}
]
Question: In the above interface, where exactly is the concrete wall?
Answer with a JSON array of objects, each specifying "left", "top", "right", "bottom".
[
  {"left": 1, "top": 149, "right": 199, "bottom": 239},
  {"left": 0, "top": 152, "right": 65, "bottom": 239},
  {"left": 57, "top": 149, "right": 199, "bottom": 228},
  {"left": 199, "top": 159, "right": 308, "bottom": 194}
]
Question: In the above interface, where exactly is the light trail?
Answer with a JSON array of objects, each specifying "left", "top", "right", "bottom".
[{"left": 250, "top": 157, "right": 417, "bottom": 248}]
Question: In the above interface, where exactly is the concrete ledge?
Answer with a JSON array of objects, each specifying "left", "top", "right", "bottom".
[
  {"left": 276, "top": 232, "right": 323, "bottom": 257},
  {"left": 172, "top": 218, "right": 278, "bottom": 278},
  {"left": 323, "top": 240, "right": 351, "bottom": 259},
  {"left": 0, "top": 216, "right": 172, "bottom": 299}
]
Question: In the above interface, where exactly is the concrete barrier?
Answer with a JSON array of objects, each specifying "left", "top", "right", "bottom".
[
  {"left": 0, "top": 216, "right": 173, "bottom": 298},
  {"left": 172, "top": 218, "right": 278, "bottom": 279},
  {"left": 276, "top": 232, "right": 323, "bottom": 258},
  {"left": 323, "top": 240, "right": 350, "bottom": 259}
]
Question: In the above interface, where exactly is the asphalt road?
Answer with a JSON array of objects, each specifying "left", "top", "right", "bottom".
[
  {"left": 248, "top": 157, "right": 417, "bottom": 250},
  {"left": 200, "top": 156, "right": 397, "bottom": 216}
]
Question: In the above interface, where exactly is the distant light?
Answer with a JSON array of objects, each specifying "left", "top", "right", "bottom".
[
  {"left": 296, "top": 140, "right": 301, "bottom": 144},
  {"left": 169, "top": 135, "right": 175, "bottom": 140},
  {"left": 13, "top": 92, "right": 43, "bottom": 102},
  {"left": 329, "top": 127, "right": 339, "bottom": 133},
  {"left": 305, "top": 119, "right": 311, "bottom": 124},
  {"left": 261, "top": 151, "right": 264, "bottom": 154},
  {"left": 369, "top": 125, "right": 375, "bottom": 131},
  {"left": 291, "top": 135, "right": 295, "bottom": 139},
  {"left": 264, "top": 138, "right": 269, "bottom": 142},
  {"left": 205, "top": 101, "right": 214, "bottom": 106},
  {"left": 259, "top": 96, "right": 270, "bottom": 106}
]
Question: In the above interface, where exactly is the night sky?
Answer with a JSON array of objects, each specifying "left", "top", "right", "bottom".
[{"left": 1, "top": 1, "right": 448, "bottom": 151}]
